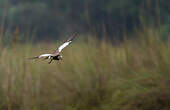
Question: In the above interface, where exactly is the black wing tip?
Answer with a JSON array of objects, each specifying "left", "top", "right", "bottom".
[
  {"left": 69, "top": 32, "right": 78, "bottom": 41},
  {"left": 73, "top": 32, "right": 78, "bottom": 37}
]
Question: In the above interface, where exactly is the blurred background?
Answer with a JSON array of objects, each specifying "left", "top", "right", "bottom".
[
  {"left": 0, "top": 0, "right": 169, "bottom": 41},
  {"left": 1, "top": 0, "right": 170, "bottom": 110}
]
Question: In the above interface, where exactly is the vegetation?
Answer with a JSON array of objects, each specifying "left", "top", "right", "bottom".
[
  {"left": 0, "top": 30, "right": 170, "bottom": 110},
  {"left": 0, "top": 0, "right": 169, "bottom": 39},
  {"left": 0, "top": 0, "right": 170, "bottom": 110}
]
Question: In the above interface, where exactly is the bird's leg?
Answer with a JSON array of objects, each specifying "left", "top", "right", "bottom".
[{"left": 48, "top": 59, "right": 53, "bottom": 64}]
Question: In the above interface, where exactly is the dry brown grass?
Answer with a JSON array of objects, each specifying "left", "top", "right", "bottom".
[{"left": 0, "top": 32, "right": 170, "bottom": 110}]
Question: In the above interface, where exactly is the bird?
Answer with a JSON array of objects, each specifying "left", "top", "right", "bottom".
[{"left": 29, "top": 33, "right": 77, "bottom": 64}]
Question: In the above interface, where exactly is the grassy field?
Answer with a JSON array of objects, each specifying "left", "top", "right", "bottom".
[{"left": 0, "top": 32, "right": 170, "bottom": 110}]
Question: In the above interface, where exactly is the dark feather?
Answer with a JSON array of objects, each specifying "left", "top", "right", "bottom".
[
  {"left": 65, "top": 32, "right": 78, "bottom": 42},
  {"left": 27, "top": 56, "right": 39, "bottom": 59}
]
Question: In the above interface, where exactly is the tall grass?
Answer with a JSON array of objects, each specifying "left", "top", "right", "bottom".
[{"left": 0, "top": 31, "right": 170, "bottom": 110}]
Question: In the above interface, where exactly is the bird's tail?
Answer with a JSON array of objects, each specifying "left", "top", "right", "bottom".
[{"left": 27, "top": 56, "right": 39, "bottom": 59}]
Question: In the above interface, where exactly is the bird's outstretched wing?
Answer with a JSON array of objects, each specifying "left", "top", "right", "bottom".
[
  {"left": 28, "top": 54, "right": 52, "bottom": 59},
  {"left": 57, "top": 33, "right": 77, "bottom": 53}
]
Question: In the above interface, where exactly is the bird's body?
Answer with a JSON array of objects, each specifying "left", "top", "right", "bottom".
[
  {"left": 29, "top": 33, "right": 77, "bottom": 64},
  {"left": 52, "top": 55, "right": 61, "bottom": 60}
]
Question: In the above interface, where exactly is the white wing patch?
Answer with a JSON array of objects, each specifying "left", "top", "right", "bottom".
[
  {"left": 58, "top": 41, "right": 72, "bottom": 52},
  {"left": 39, "top": 54, "right": 52, "bottom": 58}
]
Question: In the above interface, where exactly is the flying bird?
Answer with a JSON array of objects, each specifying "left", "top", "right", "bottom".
[{"left": 29, "top": 33, "right": 77, "bottom": 64}]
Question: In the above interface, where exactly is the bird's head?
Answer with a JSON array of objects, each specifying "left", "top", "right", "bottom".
[{"left": 58, "top": 55, "right": 63, "bottom": 60}]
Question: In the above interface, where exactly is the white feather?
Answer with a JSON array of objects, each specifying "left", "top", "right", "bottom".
[
  {"left": 39, "top": 54, "right": 52, "bottom": 58},
  {"left": 58, "top": 41, "right": 72, "bottom": 52}
]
